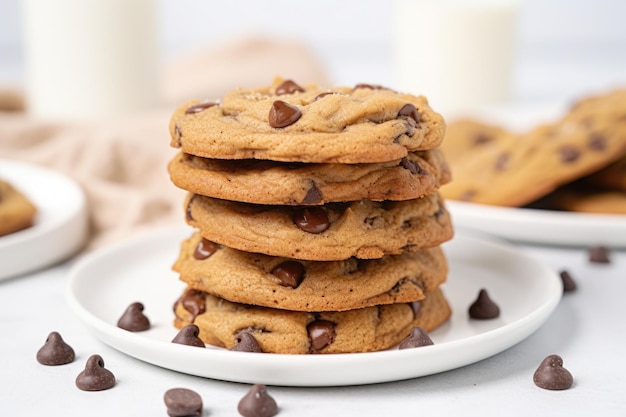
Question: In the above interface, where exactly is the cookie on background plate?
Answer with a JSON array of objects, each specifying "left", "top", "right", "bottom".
[
  {"left": 173, "top": 232, "right": 448, "bottom": 312},
  {"left": 184, "top": 192, "right": 453, "bottom": 261},
  {"left": 173, "top": 287, "right": 451, "bottom": 354},
  {"left": 0, "top": 179, "right": 37, "bottom": 236},
  {"left": 169, "top": 77, "right": 446, "bottom": 164},
  {"left": 168, "top": 148, "right": 451, "bottom": 205}
]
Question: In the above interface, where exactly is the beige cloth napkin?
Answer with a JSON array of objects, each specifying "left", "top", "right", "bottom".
[{"left": 0, "top": 36, "right": 329, "bottom": 249}]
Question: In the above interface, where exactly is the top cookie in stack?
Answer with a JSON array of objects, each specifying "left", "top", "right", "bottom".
[{"left": 167, "top": 78, "right": 453, "bottom": 353}]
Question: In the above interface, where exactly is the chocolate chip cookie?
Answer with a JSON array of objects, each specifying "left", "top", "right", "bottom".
[
  {"left": 441, "top": 89, "right": 626, "bottom": 206},
  {"left": 173, "top": 286, "right": 451, "bottom": 354},
  {"left": 0, "top": 179, "right": 37, "bottom": 236},
  {"left": 169, "top": 77, "right": 446, "bottom": 164},
  {"left": 184, "top": 192, "right": 453, "bottom": 261},
  {"left": 174, "top": 232, "right": 448, "bottom": 312},
  {"left": 168, "top": 149, "right": 451, "bottom": 205}
]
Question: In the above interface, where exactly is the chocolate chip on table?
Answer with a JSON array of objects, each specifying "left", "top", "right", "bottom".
[
  {"left": 184, "top": 102, "right": 218, "bottom": 114},
  {"left": 307, "top": 320, "right": 336, "bottom": 352},
  {"left": 238, "top": 384, "right": 278, "bottom": 417},
  {"left": 268, "top": 100, "right": 302, "bottom": 128},
  {"left": 193, "top": 238, "right": 220, "bottom": 260},
  {"left": 75, "top": 354, "right": 116, "bottom": 391},
  {"left": 398, "top": 327, "right": 434, "bottom": 350},
  {"left": 559, "top": 270, "right": 577, "bottom": 293},
  {"left": 533, "top": 354, "right": 574, "bottom": 390},
  {"left": 293, "top": 207, "right": 330, "bottom": 234},
  {"left": 172, "top": 324, "right": 206, "bottom": 348},
  {"left": 275, "top": 79, "right": 305, "bottom": 95},
  {"left": 468, "top": 289, "right": 500, "bottom": 319},
  {"left": 36, "top": 331, "right": 75, "bottom": 366},
  {"left": 271, "top": 261, "right": 305, "bottom": 289},
  {"left": 164, "top": 388, "right": 203, "bottom": 417},
  {"left": 231, "top": 332, "right": 263, "bottom": 353},
  {"left": 588, "top": 245, "right": 610, "bottom": 263},
  {"left": 117, "top": 302, "right": 150, "bottom": 332}
]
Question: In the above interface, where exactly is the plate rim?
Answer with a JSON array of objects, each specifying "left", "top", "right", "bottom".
[{"left": 65, "top": 226, "right": 562, "bottom": 387}]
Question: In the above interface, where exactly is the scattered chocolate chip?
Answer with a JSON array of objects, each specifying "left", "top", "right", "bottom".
[
  {"left": 494, "top": 153, "right": 510, "bottom": 171},
  {"left": 238, "top": 384, "right": 278, "bottom": 417},
  {"left": 231, "top": 332, "right": 263, "bottom": 353},
  {"left": 468, "top": 289, "right": 500, "bottom": 319},
  {"left": 164, "top": 388, "right": 203, "bottom": 417},
  {"left": 275, "top": 79, "right": 305, "bottom": 95},
  {"left": 180, "top": 289, "right": 206, "bottom": 321},
  {"left": 117, "top": 302, "right": 150, "bottom": 332},
  {"left": 36, "top": 331, "right": 75, "bottom": 366},
  {"left": 409, "top": 301, "right": 422, "bottom": 318},
  {"left": 172, "top": 324, "right": 206, "bottom": 348},
  {"left": 559, "top": 145, "right": 581, "bottom": 163},
  {"left": 314, "top": 91, "right": 337, "bottom": 101},
  {"left": 588, "top": 245, "right": 610, "bottom": 263},
  {"left": 588, "top": 133, "right": 607, "bottom": 150},
  {"left": 184, "top": 102, "right": 218, "bottom": 114},
  {"left": 271, "top": 261, "right": 305, "bottom": 289},
  {"left": 398, "top": 326, "right": 434, "bottom": 350},
  {"left": 397, "top": 103, "right": 420, "bottom": 123},
  {"left": 268, "top": 100, "right": 301, "bottom": 128},
  {"left": 533, "top": 354, "right": 574, "bottom": 390},
  {"left": 293, "top": 207, "right": 330, "bottom": 234},
  {"left": 193, "top": 238, "right": 219, "bottom": 260},
  {"left": 559, "top": 270, "right": 577, "bottom": 293},
  {"left": 75, "top": 354, "right": 116, "bottom": 391},
  {"left": 400, "top": 157, "right": 425, "bottom": 174},
  {"left": 300, "top": 182, "right": 323, "bottom": 204},
  {"left": 307, "top": 320, "right": 336, "bottom": 352}
]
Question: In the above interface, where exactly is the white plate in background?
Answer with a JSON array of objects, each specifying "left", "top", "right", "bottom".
[
  {"left": 0, "top": 159, "right": 88, "bottom": 280},
  {"left": 66, "top": 227, "right": 562, "bottom": 387}
]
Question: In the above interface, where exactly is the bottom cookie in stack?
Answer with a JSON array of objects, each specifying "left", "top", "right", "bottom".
[{"left": 171, "top": 232, "right": 451, "bottom": 354}]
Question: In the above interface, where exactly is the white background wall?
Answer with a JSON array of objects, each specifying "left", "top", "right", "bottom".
[{"left": 1, "top": 0, "right": 626, "bottom": 101}]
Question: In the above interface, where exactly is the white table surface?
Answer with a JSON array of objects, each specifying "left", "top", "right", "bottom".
[{"left": 1, "top": 232, "right": 624, "bottom": 416}]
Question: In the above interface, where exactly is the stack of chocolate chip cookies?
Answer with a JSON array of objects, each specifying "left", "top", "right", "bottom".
[{"left": 167, "top": 78, "right": 454, "bottom": 354}]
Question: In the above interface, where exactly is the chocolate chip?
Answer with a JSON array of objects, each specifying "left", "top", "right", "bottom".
[
  {"left": 193, "top": 238, "right": 219, "bottom": 260},
  {"left": 300, "top": 182, "right": 323, "bottom": 204},
  {"left": 180, "top": 289, "right": 206, "bottom": 321},
  {"left": 400, "top": 157, "right": 425, "bottom": 174},
  {"left": 533, "top": 354, "right": 574, "bottom": 390},
  {"left": 588, "top": 133, "right": 607, "bottom": 150},
  {"left": 409, "top": 301, "right": 422, "bottom": 318},
  {"left": 495, "top": 153, "right": 510, "bottom": 170},
  {"left": 231, "top": 332, "right": 263, "bottom": 353},
  {"left": 271, "top": 261, "right": 305, "bottom": 288},
  {"left": 354, "top": 83, "right": 384, "bottom": 90},
  {"left": 275, "top": 79, "right": 305, "bottom": 95},
  {"left": 398, "top": 327, "right": 434, "bottom": 349},
  {"left": 307, "top": 320, "right": 336, "bottom": 352},
  {"left": 172, "top": 324, "right": 206, "bottom": 348},
  {"left": 75, "top": 354, "right": 116, "bottom": 391},
  {"left": 314, "top": 91, "right": 337, "bottom": 101},
  {"left": 185, "top": 195, "right": 197, "bottom": 222},
  {"left": 238, "top": 384, "right": 278, "bottom": 417},
  {"left": 293, "top": 207, "right": 330, "bottom": 233},
  {"left": 164, "top": 388, "right": 203, "bottom": 417},
  {"left": 588, "top": 245, "right": 610, "bottom": 263},
  {"left": 397, "top": 103, "right": 420, "bottom": 123},
  {"left": 117, "top": 302, "right": 150, "bottom": 332},
  {"left": 559, "top": 270, "right": 577, "bottom": 293},
  {"left": 268, "top": 100, "right": 302, "bottom": 128},
  {"left": 36, "top": 331, "right": 75, "bottom": 366},
  {"left": 559, "top": 145, "right": 581, "bottom": 163},
  {"left": 184, "top": 102, "right": 217, "bottom": 114},
  {"left": 468, "top": 289, "right": 500, "bottom": 319},
  {"left": 173, "top": 125, "right": 183, "bottom": 146},
  {"left": 473, "top": 133, "right": 492, "bottom": 145}
]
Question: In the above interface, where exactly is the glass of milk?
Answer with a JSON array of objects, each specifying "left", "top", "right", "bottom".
[
  {"left": 393, "top": 0, "right": 520, "bottom": 119},
  {"left": 22, "top": 0, "right": 159, "bottom": 122}
]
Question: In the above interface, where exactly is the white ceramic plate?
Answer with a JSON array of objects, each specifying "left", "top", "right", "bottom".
[
  {"left": 66, "top": 226, "right": 562, "bottom": 387},
  {"left": 447, "top": 200, "right": 626, "bottom": 248},
  {"left": 0, "top": 159, "right": 88, "bottom": 280}
]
